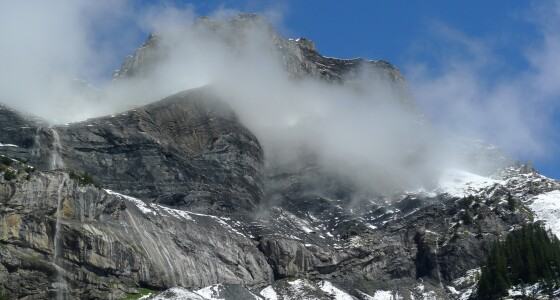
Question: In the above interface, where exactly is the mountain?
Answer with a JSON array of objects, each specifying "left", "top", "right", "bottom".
[{"left": 1, "top": 14, "right": 560, "bottom": 300}]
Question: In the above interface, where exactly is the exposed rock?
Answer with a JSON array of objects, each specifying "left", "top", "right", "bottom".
[
  {"left": 1, "top": 13, "right": 559, "bottom": 300},
  {"left": 521, "top": 160, "right": 535, "bottom": 174},
  {"left": 112, "top": 33, "right": 162, "bottom": 80},
  {"left": 257, "top": 237, "right": 314, "bottom": 279},
  {"left": 112, "top": 14, "right": 415, "bottom": 109},
  {"left": 1, "top": 87, "right": 264, "bottom": 214},
  {"left": 0, "top": 168, "right": 272, "bottom": 299}
]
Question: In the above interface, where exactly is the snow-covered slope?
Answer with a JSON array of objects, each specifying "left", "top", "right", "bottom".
[
  {"left": 436, "top": 169, "right": 502, "bottom": 197},
  {"left": 529, "top": 190, "right": 560, "bottom": 238}
]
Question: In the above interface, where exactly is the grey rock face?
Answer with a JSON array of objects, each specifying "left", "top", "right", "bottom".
[
  {"left": 0, "top": 169, "right": 272, "bottom": 299},
  {"left": 257, "top": 237, "right": 314, "bottom": 279},
  {"left": 521, "top": 160, "right": 535, "bottom": 174},
  {"left": 112, "top": 34, "right": 161, "bottom": 80},
  {"left": 1, "top": 87, "right": 264, "bottom": 214}
]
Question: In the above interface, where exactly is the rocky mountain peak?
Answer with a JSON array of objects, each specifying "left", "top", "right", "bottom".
[
  {"left": 112, "top": 13, "right": 414, "bottom": 108},
  {"left": 1, "top": 12, "right": 560, "bottom": 300}
]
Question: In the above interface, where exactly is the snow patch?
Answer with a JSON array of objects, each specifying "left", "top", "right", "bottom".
[
  {"left": 0, "top": 143, "right": 18, "bottom": 147},
  {"left": 529, "top": 190, "right": 560, "bottom": 238},
  {"left": 105, "top": 189, "right": 155, "bottom": 215},
  {"left": 506, "top": 282, "right": 560, "bottom": 299},
  {"left": 104, "top": 190, "right": 248, "bottom": 237},
  {"left": 356, "top": 290, "right": 376, "bottom": 300},
  {"left": 447, "top": 286, "right": 460, "bottom": 294},
  {"left": 365, "top": 223, "right": 378, "bottom": 230},
  {"left": 372, "top": 290, "right": 394, "bottom": 300},
  {"left": 157, "top": 205, "right": 194, "bottom": 221},
  {"left": 458, "top": 288, "right": 473, "bottom": 300},
  {"left": 153, "top": 287, "right": 205, "bottom": 300},
  {"left": 452, "top": 268, "right": 481, "bottom": 288},
  {"left": 318, "top": 281, "right": 355, "bottom": 300},
  {"left": 286, "top": 279, "right": 319, "bottom": 300},
  {"left": 196, "top": 284, "right": 222, "bottom": 299},
  {"left": 260, "top": 286, "right": 278, "bottom": 300},
  {"left": 437, "top": 169, "right": 502, "bottom": 197}
]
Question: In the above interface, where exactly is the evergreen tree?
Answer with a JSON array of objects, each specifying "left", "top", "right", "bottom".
[
  {"left": 463, "top": 210, "right": 473, "bottom": 225},
  {"left": 507, "top": 193, "right": 516, "bottom": 210},
  {"left": 475, "top": 223, "right": 560, "bottom": 299}
]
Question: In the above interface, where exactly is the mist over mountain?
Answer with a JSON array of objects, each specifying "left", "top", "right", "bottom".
[
  {"left": 0, "top": 7, "right": 503, "bottom": 195},
  {"left": 1, "top": 3, "right": 560, "bottom": 300}
]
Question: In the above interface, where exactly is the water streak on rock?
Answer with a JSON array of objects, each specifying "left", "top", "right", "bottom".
[
  {"left": 53, "top": 175, "right": 68, "bottom": 299},
  {"left": 50, "top": 128, "right": 64, "bottom": 170}
]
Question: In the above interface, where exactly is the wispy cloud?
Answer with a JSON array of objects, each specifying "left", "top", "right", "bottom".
[
  {"left": 0, "top": 1, "right": 444, "bottom": 193},
  {"left": 1, "top": 0, "right": 557, "bottom": 194},
  {"left": 406, "top": 0, "right": 560, "bottom": 163}
]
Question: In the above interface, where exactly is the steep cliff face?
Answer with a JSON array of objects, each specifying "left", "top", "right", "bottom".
[
  {"left": 1, "top": 13, "right": 559, "bottom": 300},
  {"left": 0, "top": 166, "right": 272, "bottom": 299},
  {"left": 1, "top": 156, "right": 553, "bottom": 299},
  {"left": 0, "top": 87, "right": 264, "bottom": 214}
]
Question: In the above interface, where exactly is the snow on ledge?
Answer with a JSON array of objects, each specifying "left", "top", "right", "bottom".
[
  {"left": 196, "top": 284, "right": 222, "bottom": 299},
  {"left": 105, "top": 189, "right": 156, "bottom": 215},
  {"left": 260, "top": 286, "right": 278, "bottom": 300},
  {"left": 436, "top": 169, "right": 502, "bottom": 198},
  {"left": 371, "top": 290, "right": 393, "bottom": 300},
  {"left": 104, "top": 189, "right": 247, "bottom": 237},
  {"left": 318, "top": 281, "right": 355, "bottom": 300},
  {"left": 405, "top": 169, "right": 502, "bottom": 198},
  {"left": 0, "top": 143, "right": 18, "bottom": 147},
  {"left": 152, "top": 287, "right": 205, "bottom": 300},
  {"left": 529, "top": 190, "right": 560, "bottom": 238}
]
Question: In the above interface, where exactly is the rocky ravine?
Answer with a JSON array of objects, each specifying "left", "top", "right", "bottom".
[{"left": 2, "top": 13, "right": 560, "bottom": 300}]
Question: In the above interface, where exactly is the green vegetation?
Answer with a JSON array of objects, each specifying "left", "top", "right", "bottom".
[
  {"left": 3, "top": 169, "right": 16, "bottom": 181},
  {"left": 462, "top": 210, "right": 473, "bottom": 225},
  {"left": 475, "top": 223, "right": 560, "bottom": 299},
  {"left": 69, "top": 170, "right": 102, "bottom": 188},
  {"left": 507, "top": 193, "right": 517, "bottom": 210},
  {"left": 0, "top": 156, "right": 13, "bottom": 167},
  {"left": 1, "top": 156, "right": 36, "bottom": 181},
  {"left": 460, "top": 195, "right": 474, "bottom": 208}
]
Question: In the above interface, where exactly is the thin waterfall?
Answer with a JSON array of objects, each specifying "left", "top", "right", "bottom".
[
  {"left": 32, "top": 127, "right": 42, "bottom": 157},
  {"left": 53, "top": 175, "right": 68, "bottom": 299},
  {"left": 50, "top": 127, "right": 68, "bottom": 299},
  {"left": 434, "top": 236, "right": 443, "bottom": 289},
  {"left": 50, "top": 128, "right": 65, "bottom": 170}
]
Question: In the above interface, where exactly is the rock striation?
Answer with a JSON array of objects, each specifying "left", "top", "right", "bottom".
[
  {"left": 0, "top": 167, "right": 272, "bottom": 299},
  {"left": 1, "top": 87, "right": 264, "bottom": 214}
]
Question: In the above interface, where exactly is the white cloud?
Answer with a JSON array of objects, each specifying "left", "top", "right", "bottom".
[
  {"left": 407, "top": 1, "right": 560, "bottom": 162},
  {"left": 4, "top": 0, "right": 555, "bottom": 194}
]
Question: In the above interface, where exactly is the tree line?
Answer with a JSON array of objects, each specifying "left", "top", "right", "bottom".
[{"left": 476, "top": 223, "right": 560, "bottom": 299}]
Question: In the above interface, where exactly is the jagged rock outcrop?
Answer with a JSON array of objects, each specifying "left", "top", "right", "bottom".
[
  {"left": 257, "top": 237, "right": 314, "bottom": 279},
  {"left": 112, "top": 14, "right": 414, "bottom": 109}
]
